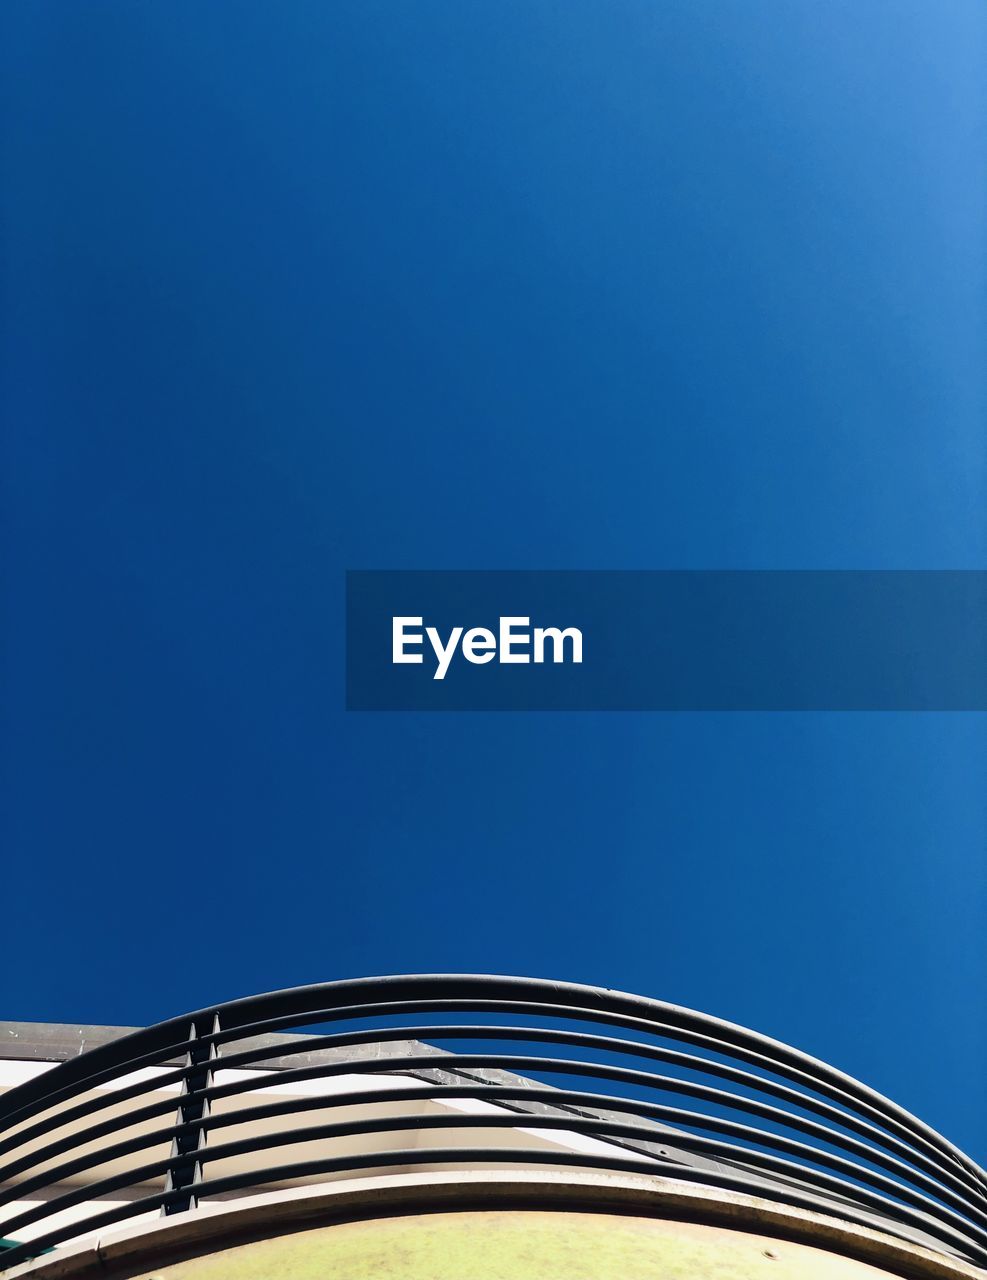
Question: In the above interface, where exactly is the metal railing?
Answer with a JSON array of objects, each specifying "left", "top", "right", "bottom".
[{"left": 1, "top": 975, "right": 985, "bottom": 1270}]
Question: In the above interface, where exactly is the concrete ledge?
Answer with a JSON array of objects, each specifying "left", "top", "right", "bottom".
[{"left": 6, "top": 1170, "right": 986, "bottom": 1280}]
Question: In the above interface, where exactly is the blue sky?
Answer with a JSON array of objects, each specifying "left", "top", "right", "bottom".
[{"left": 2, "top": 2, "right": 985, "bottom": 1161}]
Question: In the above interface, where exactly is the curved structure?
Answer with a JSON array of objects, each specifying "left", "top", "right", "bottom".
[{"left": 0, "top": 975, "right": 985, "bottom": 1278}]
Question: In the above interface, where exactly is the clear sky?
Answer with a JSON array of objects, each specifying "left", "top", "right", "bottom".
[{"left": 2, "top": 2, "right": 985, "bottom": 1162}]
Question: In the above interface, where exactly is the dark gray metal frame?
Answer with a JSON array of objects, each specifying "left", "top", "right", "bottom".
[{"left": 1, "top": 975, "right": 985, "bottom": 1271}]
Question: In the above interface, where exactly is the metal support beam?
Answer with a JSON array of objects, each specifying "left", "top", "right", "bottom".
[{"left": 163, "top": 1014, "right": 219, "bottom": 1216}]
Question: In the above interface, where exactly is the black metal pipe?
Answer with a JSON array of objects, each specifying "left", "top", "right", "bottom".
[
  {"left": 3, "top": 1144, "right": 983, "bottom": 1274},
  {"left": 4, "top": 975, "right": 979, "bottom": 1188},
  {"left": 4, "top": 1035, "right": 985, "bottom": 1232},
  {"left": 2, "top": 976, "right": 984, "bottom": 1271}
]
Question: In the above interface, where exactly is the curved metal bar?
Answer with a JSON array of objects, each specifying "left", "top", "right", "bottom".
[
  {"left": 131, "top": 988, "right": 987, "bottom": 1193},
  {"left": 187, "top": 976, "right": 987, "bottom": 1187},
  {"left": 4, "top": 1014, "right": 980, "bottom": 1214},
  {"left": 3, "top": 987, "right": 981, "bottom": 1207},
  {"left": 3, "top": 974, "right": 979, "bottom": 1186},
  {"left": 4, "top": 1082, "right": 986, "bottom": 1254},
  {"left": 2, "top": 1144, "right": 983, "bottom": 1275},
  {"left": 1, "top": 975, "right": 984, "bottom": 1271},
  {"left": 9, "top": 1080, "right": 987, "bottom": 1249},
  {"left": 3, "top": 1032, "right": 985, "bottom": 1231},
  {"left": 176, "top": 994, "right": 987, "bottom": 1192},
  {"left": 0, "top": 1034, "right": 201, "bottom": 1154}
]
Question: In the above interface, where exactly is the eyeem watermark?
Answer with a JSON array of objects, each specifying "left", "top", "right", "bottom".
[
  {"left": 347, "top": 571, "right": 987, "bottom": 710},
  {"left": 393, "top": 615, "right": 583, "bottom": 680}
]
